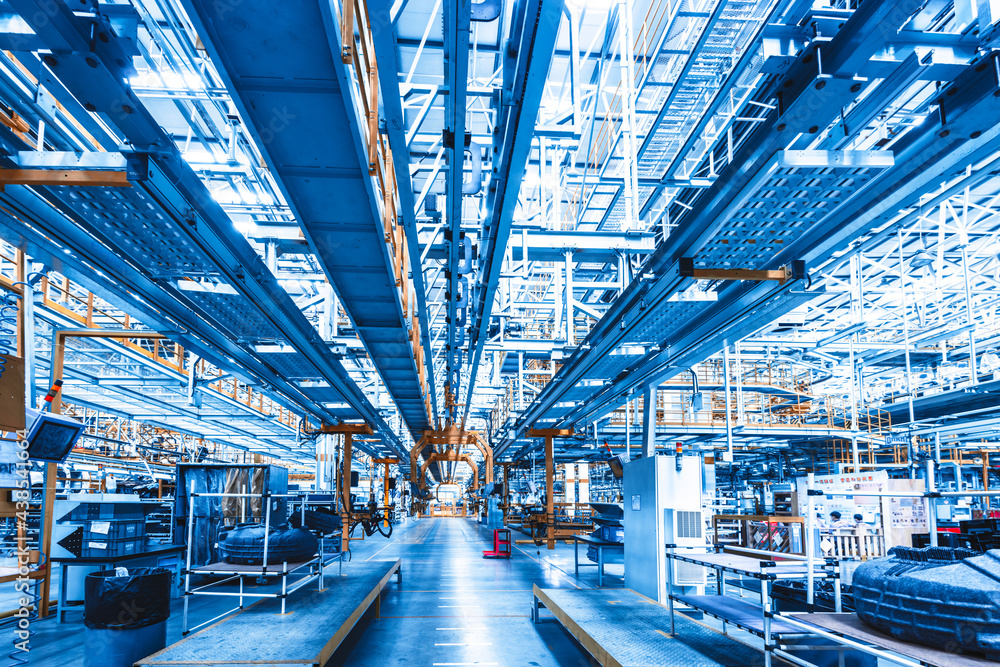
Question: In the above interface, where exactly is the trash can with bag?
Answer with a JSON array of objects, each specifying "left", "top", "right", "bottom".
[{"left": 83, "top": 567, "right": 172, "bottom": 667}]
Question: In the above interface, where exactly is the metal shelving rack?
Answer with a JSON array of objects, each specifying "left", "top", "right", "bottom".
[
  {"left": 666, "top": 545, "right": 840, "bottom": 667},
  {"left": 181, "top": 491, "right": 341, "bottom": 635}
]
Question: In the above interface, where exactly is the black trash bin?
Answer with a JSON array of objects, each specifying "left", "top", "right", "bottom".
[{"left": 83, "top": 567, "right": 172, "bottom": 667}]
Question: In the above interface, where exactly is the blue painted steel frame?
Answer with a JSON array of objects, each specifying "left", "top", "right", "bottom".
[
  {"left": 463, "top": 0, "right": 565, "bottom": 424},
  {"left": 443, "top": 0, "right": 471, "bottom": 422},
  {"left": 4, "top": 0, "right": 404, "bottom": 455},
  {"left": 501, "top": 0, "right": 909, "bottom": 453},
  {"left": 178, "top": 0, "right": 430, "bottom": 440},
  {"left": 505, "top": 3, "right": 1000, "bottom": 458},
  {"left": 367, "top": 0, "right": 439, "bottom": 426}
]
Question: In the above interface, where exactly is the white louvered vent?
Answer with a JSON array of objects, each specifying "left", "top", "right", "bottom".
[{"left": 676, "top": 510, "right": 702, "bottom": 539}]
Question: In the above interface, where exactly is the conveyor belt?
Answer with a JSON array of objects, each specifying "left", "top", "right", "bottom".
[
  {"left": 534, "top": 585, "right": 766, "bottom": 667},
  {"left": 139, "top": 559, "right": 401, "bottom": 667},
  {"left": 785, "top": 612, "right": 1000, "bottom": 667}
]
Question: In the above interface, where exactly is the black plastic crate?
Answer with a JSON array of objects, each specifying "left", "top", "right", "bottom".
[
  {"left": 81, "top": 536, "right": 145, "bottom": 559},
  {"left": 83, "top": 518, "right": 145, "bottom": 542},
  {"left": 67, "top": 503, "right": 145, "bottom": 521}
]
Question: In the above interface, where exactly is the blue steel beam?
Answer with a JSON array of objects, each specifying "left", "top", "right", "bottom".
[
  {"left": 0, "top": 186, "right": 334, "bottom": 431},
  {"left": 443, "top": 0, "right": 471, "bottom": 423},
  {"left": 518, "top": 43, "right": 1000, "bottom": 445},
  {"left": 462, "top": 0, "right": 565, "bottom": 425},
  {"left": 4, "top": 0, "right": 406, "bottom": 456},
  {"left": 178, "top": 0, "right": 431, "bottom": 440},
  {"left": 505, "top": 282, "right": 821, "bottom": 459}
]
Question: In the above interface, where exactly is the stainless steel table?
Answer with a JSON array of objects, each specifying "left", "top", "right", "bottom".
[{"left": 573, "top": 534, "right": 624, "bottom": 587}]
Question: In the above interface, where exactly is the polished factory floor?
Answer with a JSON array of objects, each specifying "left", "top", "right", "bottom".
[{"left": 22, "top": 517, "right": 758, "bottom": 666}]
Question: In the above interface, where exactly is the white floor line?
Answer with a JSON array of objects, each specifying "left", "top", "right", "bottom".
[
  {"left": 434, "top": 643, "right": 493, "bottom": 646},
  {"left": 437, "top": 605, "right": 481, "bottom": 608}
]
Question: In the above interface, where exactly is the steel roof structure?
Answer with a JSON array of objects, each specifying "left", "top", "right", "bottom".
[{"left": 0, "top": 0, "right": 998, "bottom": 485}]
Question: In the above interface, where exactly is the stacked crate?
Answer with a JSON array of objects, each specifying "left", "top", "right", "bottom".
[{"left": 67, "top": 502, "right": 147, "bottom": 558}]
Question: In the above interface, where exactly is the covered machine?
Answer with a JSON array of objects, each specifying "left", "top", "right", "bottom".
[{"left": 853, "top": 546, "right": 1000, "bottom": 660}]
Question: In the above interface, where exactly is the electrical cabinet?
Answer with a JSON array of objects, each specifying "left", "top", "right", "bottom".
[{"left": 623, "top": 455, "right": 704, "bottom": 604}]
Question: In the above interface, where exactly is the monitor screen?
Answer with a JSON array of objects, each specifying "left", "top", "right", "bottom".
[
  {"left": 25, "top": 409, "right": 84, "bottom": 462},
  {"left": 28, "top": 422, "right": 80, "bottom": 462}
]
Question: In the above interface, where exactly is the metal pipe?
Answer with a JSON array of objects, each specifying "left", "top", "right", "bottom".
[
  {"left": 806, "top": 472, "right": 814, "bottom": 610},
  {"left": 723, "top": 345, "right": 734, "bottom": 459},
  {"left": 183, "top": 485, "right": 195, "bottom": 633},
  {"left": 618, "top": 0, "right": 639, "bottom": 230},
  {"left": 625, "top": 396, "right": 630, "bottom": 459},
  {"left": 565, "top": 251, "right": 574, "bottom": 345},
  {"left": 734, "top": 344, "right": 744, "bottom": 425},
  {"left": 897, "top": 228, "right": 917, "bottom": 473},
  {"left": 961, "top": 244, "right": 978, "bottom": 384},
  {"left": 927, "top": 458, "right": 938, "bottom": 548}
]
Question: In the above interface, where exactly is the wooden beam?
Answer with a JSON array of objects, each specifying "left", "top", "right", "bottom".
[
  {"left": 685, "top": 267, "right": 791, "bottom": 284},
  {"left": 383, "top": 460, "right": 391, "bottom": 528},
  {"left": 0, "top": 169, "right": 131, "bottom": 188},
  {"left": 321, "top": 422, "right": 373, "bottom": 435},
  {"left": 678, "top": 258, "right": 805, "bottom": 285},
  {"left": 528, "top": 428, "right": 574, "bottom": 437}
]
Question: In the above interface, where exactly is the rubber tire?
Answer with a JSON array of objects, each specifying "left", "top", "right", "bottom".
[
  {"left": 304, "top": 509, "right": 342, "bottom": 534},
  {"left": 219, "top": 523, "right": 319, "bottom": 565}
]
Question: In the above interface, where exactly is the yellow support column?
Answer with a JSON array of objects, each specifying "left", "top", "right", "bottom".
[{"left": 529, "top": 428, "right": 573, "bottom": 550}]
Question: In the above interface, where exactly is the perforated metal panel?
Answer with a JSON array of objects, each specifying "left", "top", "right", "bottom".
[
  {"left": 60, "top": 186, "right": 213, "bottom": 276},
  {"left": 183, "top": 292, "right": 285, "bottom": 341}
]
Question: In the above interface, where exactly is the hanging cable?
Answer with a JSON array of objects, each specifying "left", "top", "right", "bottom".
[{"left": 0, "top": 292, "right": 20, "bottom": 383}]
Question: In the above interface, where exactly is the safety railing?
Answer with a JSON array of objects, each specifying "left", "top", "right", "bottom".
[
  {"left": 0, "top": 252, "right": 302, "bottom": 430},
  {"left": 819, "top": 527, "right": 886, "bottom": 561}
]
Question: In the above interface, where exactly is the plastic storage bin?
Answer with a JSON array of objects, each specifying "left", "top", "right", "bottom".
[
  {"left": 81, "top": 536, "right": 145, "bottom": 559},
  {"left": 83, "top": 518, "right": 145, "bottom": 542}
]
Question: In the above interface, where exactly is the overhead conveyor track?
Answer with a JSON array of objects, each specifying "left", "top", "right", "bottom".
[
  {"left": 1, "top": 0, "right": 405, "bottom": 458},
  {"left": 501, "top": 0, "right": 1000, "bottom": 458},
  {"left": 178, "top": 0, "right": 433, "bottom": 442},
  {"left": 463, "top": 0, "right": 566, "bottom": 427}
]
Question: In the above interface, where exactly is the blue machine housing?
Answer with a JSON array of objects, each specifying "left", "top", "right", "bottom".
[{"left": 852, "top": 547, "right": 1000, "bottom": 660}]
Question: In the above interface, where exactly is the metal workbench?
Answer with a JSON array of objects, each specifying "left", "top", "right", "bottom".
[{"left": 573, "top": 534, "right": 624, "bottom": 587}]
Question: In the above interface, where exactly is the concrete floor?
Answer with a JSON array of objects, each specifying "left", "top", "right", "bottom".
[{"left": 17, "top": 517, "right": 757, "bottom": 666}]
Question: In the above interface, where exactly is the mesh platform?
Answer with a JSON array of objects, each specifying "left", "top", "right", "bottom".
[
  {"left": 535, "top": 586, "right": 768, "bottom": 667},
  {"left": 139, "top": 559, "right": 400, "bottom": 667}
]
